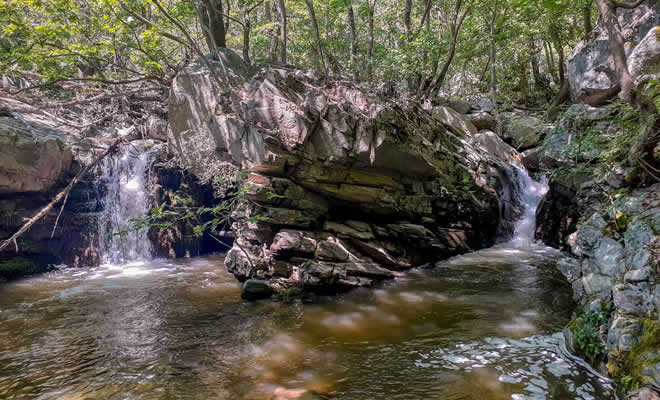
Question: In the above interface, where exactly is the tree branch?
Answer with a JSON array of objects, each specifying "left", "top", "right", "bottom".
[{"left": 609, "top": 0, "right": 644, "bottom": 9}]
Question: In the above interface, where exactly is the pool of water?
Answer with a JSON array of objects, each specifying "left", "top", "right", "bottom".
[{"left": 0, "top": 245, "right": 616, "bottom": 399}]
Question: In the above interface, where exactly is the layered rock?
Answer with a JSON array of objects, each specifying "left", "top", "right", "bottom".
[
  {"left": 0, "top": 116, "right": 73, "bottom": 193},
  {"left": 567, "top": 3, "right": 660, "bottom": 103},
  {"left": 168, "top": 50, "right": 519, "bottom": 295},
  {"left": 0, "top": 116, "right": 104, "bottom": 275}
]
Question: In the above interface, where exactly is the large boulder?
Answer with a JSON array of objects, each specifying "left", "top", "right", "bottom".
[
  {"left": 168, "top": 50, "right": 516, "bottom": 295},
  {"left": 0, "top": 117, "right": 73, "bottom": 193},
  {"left": 629, "top": 26, "right": 660, "bottom": 78},
  {"left": 567, "top": 3, "right": 660, "bottom": 103}
]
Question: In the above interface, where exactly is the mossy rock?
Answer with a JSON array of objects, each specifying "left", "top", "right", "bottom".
[
  {"left": 608, "top": 319, "right": 660, "bottom": 389},
  {"left": 0, "top": 258, "right": 36, "bottom": 280}
]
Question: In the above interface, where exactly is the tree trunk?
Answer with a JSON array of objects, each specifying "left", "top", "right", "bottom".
[
  {"left": 529, "top": 36, "right": 550, "bottom": 94},
  {"left": 403, "top": 0, "right": 412, "bottom": 38},
  {"left": 346, "top": 0, "right": 357, "bottom": 72},
  {"left": 197, "top": 0, "right": 227, "bottom": 50},
  {"left": 593, "top": 0, "right": 659, "bottom": 174},
  {"left": 277, "top": 0, "right": 287, "bottom": 64},
  {"left": 424, "top": 0, "right": 469, "bottom": 97},
  {"left": 304, "top": 0, "right": 327, "bottom": 74},
  {"left": 242, "top": 5, "right": 251, "bottom": 64},
  {"left": 367, "top": 0, "right": 375, "bottom": 80},
  {"left": 543, "top": 40, "right": 559, "bottom": 85},
  {"left": 549, "top": 22, "right": 565, "bottom": 88},
  {"left": 583, "top": 0, "right": 593, "bottom": 39},
  {"left": 266, "top": 1, "right": 279, "bottom": 62},
  {"left": 489, "top": 0, "right": 501, "bottom": 136}
]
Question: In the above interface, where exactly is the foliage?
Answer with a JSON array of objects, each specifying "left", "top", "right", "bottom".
[
  {"left": 0, "top": 257, "right": 36, "bottom": 279},
  {"left": 0, "top": 0, "right": 597, "bottom": 104},
  {"left": 571, "top": 308, "right": 607, "bottom": 363}
]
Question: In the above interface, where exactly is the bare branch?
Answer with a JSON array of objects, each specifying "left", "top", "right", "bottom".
[{"left": 609, "top": 0, "right": 644, "bottom": 9}]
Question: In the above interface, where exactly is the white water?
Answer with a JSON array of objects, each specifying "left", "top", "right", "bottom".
[
  {"left": 510, "top": 166, "right": 549, "bottom": 247},
  {"left": 97, "top": 143, "right": 155, "bottom": 264}
]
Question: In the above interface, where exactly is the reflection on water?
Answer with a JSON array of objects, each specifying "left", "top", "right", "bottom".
[{"left": 0, "top": 249, "right": 615, "bottom": 399}]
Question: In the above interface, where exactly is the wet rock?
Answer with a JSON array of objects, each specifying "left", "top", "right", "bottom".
[
  {"left": 556, "top": 258, "right": 581, "bottom": 280},
  {"left": 594, "top": 238, "right": 625, "bottom": 278},
  {"left": 535, "top": 182, "right": 580, "bottom": 249},
  {"left": 470, "top": 130, "right": 520, "bottom": 165},
  {"left": 241, "top": 279, "right": 274, "bottom": 300},
  {"left": 168, "top": 49, "right": 514, "bottom": 295}
]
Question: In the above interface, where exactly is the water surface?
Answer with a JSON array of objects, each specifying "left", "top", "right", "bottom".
[{"left": 0, "top": 248, "right": 615, "bottom": 399}]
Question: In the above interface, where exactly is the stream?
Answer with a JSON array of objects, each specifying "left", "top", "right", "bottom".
[{"left": 0, "top": 158, "right": 617, "bottom": 399}]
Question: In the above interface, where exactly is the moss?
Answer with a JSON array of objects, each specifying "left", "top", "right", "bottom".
[
  {"left": 608, "top": 319, "right": 660, "bottom": 389},
  {"left": 0, "top": 258, "right": 36, "bottom": 280}
]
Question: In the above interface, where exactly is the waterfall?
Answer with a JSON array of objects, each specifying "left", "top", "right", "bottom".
[
  {"left": 98, "top": 143, "right": 156, "bottom": 265},
  {"left": 510, "top": 166, "right": 548, "bottom": 247}
]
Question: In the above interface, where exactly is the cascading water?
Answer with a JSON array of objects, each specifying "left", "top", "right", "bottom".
[
  {"left": 509, "top": 165, "right": 548, "bottom": 247},
  {"left": 97, "top": 143, "right": 156, "bottom": 265}
]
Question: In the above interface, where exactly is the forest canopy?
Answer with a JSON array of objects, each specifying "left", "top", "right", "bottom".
[{"left": 1, "top": 0, "right": 595, "bottom": 102}]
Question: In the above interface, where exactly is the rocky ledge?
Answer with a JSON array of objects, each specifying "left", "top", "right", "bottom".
[{"left": 168, "top": 50, "right": 522, "bottom": 297}]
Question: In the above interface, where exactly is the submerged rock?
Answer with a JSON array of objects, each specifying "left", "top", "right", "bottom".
[{"left": 241, "top": 279, "right": 274, "bottom": 300}]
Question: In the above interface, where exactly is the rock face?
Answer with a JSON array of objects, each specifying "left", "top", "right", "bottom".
[
  {"left": 0, "top": 117, "right": 73, "bottom": 193},
  {"left": 0, "top": 118, "right": 104, "bottom": 275},
  {"left": 567, "top": 3, "right": 660, "bottom": 103},
  {"left": 552, "top": 183, "right": 660, "bottom": 388},
  {"left": 168, "top": 50, "right": 518, "bottom": 295}
]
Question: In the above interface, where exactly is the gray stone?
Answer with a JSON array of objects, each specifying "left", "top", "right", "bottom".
[
  {"left": 448, "top": 99, "right": 472, "bottom": 114},
  {"left": 625, "top": 268, "right": 652, "bottom": 283},
  {"left": 613, "top": 282, "right": 654, "bottom": 316},
  {"left": 323, "top": 221, "right": 375, "bottom": 240},
  {"left": 628, "top": 250, "right": 652, "bottom": 270},
  {"left": 430, "top": 106, "right": 478, "bottom": 137},
  {"left": 241, "top": 279, "right": 274, "bottom": 300},
  {"left": 582, "top": 273, "right": 614, "bottom": 296},
  {"left": 575, "top": 225, "right": 603, "bottom": 255},
  {"left": 625, "top": 221, "right": 654, "bottom": 251},
  {"left": 594, "top": 237, "right": 625, "bottom": 277},
  {"left": 628, "top": 26, "right": 660, "bottom": 78},
  {"left": 465, "top": 112, "right": 497, "bottom": 131},
  {"left": 572, "top": 279, "right": 585, "bottom": 301},
  {"left": 566, "top": 3, "right": 660, "bottom": 102},
  {"left": 627, "top": 387, "right": 660, "bottom": 400},
  {"left": 607, "top": 313, "right": 642, "bottom": 351},
  {"left": 470, "top": 130, "right": 520, "bottom": 165},
  {"left": 0, "top": 117, "right": 73, "bottom": 193},
  {"left": 499, "top": 112, "right": 546, "bottom": 149},
  {"left": 557, "top": 258, "right": 581, "bottom": 280},
  {"left": 315, "top": 240, "right": 351, "bottom": 262}
]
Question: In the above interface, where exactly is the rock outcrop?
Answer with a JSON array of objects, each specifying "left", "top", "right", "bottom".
[
  {"left": 567, "top": 2, "right": 660, "bottom": 103},
  {"left": 0, "top": 116, "right": 105, "bottom": 276},
  {"left": 168, "top": 50, "right": 520, "bottom": 295},
  {"left": 0, "top": 117, "right": 73, "bottom": 193}
]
